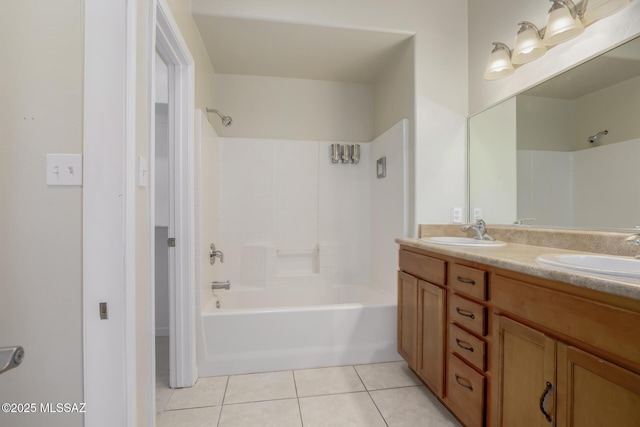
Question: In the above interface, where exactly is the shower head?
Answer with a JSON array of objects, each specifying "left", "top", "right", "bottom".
[
  {"left": 206, "top": 108, "right": 233, "bottom": 127},
  {"left": 588, "top": 129, "right": 608, "bottom": 144}
]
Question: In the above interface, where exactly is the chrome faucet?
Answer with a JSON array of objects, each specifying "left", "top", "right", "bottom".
[
  {"left": 210, "top": 243, "right": 224, "bottom": 265},
  {"left": 461, "top": 219, "right": 495, "bottom": 241},
  {"left": 211, "top": 280, "right": 230, "bottom": 290}
]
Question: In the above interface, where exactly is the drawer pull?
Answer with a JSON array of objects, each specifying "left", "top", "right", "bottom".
[
  {"left": 456, "top": 276, "right": 476, "bottom": 285},
  {"left": 455, "top": 307, "right": 476, "bottom": 319},
  {"left": 455, "top": 338, "right": 474, "bottom": 352},
  {"left": 454, "top": 374, "right": 473, "bottom": 391},
  {"left": 539, "top": 381, "right": 554, "bottom": 424}
]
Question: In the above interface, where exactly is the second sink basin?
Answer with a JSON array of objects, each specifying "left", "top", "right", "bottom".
[
  {"left": 536, "top": 253, "right": 640, "bottom": 278},
  {"left": 422, "top": 236, "right": 506, "bottom": 247}
]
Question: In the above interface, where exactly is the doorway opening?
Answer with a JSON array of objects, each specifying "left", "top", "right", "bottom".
[{"left": 149, "top": 1, "right": 197, "bottom": 421}]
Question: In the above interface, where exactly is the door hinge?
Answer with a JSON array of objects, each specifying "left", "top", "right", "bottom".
[
  {"left": 168, "top": 237, "right": 176, "bottom": 247},
  {"left": 99, "top": 302, "right": 108, "bottom": 320}
]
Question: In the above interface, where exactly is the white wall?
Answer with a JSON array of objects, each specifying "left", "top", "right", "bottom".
[
  {"left": 0, "top": 2, "right": 84, "bottom": 427},
  {"left": 193, "top": 0, "right": 468, "bottom": 232},
  {"left": 215, "top": 75, "right": 374, "bottom": 141},
  {"left": 370, "top": 120, "right": 408, "bottom": 296},
  {"left": 572, "top": 138, "right": 640, "bottom": 228},
  {"left": 469, "top": 0, "right": 640, "bottom": 115},
  {"left": 517, "top": 96, "right": 575, "bottom": 151},
  {"left": 517, "top": 150, "right": 573, "bottom": 226},
  {"left": 469, "top": 97, "right": 517, "bottom": 224},
  {"left": 574, "top": 74, "right": 640, "bottom": 150}
]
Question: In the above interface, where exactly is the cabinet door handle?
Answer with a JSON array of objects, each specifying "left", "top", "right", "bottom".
[
  {"left": 454, "top": 374, "right": 473, "bottom": 391},
  {"left": 455, "top": 338, "right": 474, "bottom": 352},
  {"left": 539, "top": 381, "right": 554, "bottom": 424},
  {"left": 455, "top": 307, "right": 476, "bottom": 319},
  {"left": 456, "top": 276, "right": 475, "bottom": 285}
]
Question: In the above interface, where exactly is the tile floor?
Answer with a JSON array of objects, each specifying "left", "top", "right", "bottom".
[{"left": 156, "top": 337, "right": 462, "bottom": 427}]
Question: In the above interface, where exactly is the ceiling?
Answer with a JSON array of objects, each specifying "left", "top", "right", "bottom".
[
  {"left": 524, "top": 36, "right": 640, "bottom": 100},
  {"left": 193, "top": 14, "right": 414, "bottom": 83}
]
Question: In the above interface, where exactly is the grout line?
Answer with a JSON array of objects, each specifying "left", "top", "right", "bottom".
[
  {"left": 216, "top": 376, "right": 230, "bottom": 427},
  {"left": 292, "top": 370, "right": 305, "bottom": 427},
  {"left": 352, "top": 365, "right": 389, "bottom": 426}
]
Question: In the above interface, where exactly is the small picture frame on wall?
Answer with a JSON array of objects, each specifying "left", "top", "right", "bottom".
[{"left": 376, "top": 157, "right": 386, "bottom": 178}]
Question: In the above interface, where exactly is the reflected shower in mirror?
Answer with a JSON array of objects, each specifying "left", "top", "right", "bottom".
[{"left": 469, "top": 35, "right": 640, "bottom": 230}]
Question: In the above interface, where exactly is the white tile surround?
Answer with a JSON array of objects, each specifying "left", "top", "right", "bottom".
[
  {"left": 215, "top": 120, "right": 407, "bottom": 296},
  {"left": 517, "top": 138, "right": 640, "bottom": 229},
  {"left": 157, "top": 338, "right": 461, "bottom": 427}
]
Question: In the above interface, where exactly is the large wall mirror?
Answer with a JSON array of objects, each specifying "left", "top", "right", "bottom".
[{"left": 469, "top": 35, "right": 640, "bottom": 231}]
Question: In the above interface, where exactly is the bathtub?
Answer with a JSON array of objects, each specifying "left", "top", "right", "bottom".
[{"left": 196, "top": 283, "right": 401, "bottom": 377}]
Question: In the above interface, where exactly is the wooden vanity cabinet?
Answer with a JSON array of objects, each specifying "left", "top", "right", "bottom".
[
  {"left": 398, "top": 247, "right": 489, "bottom": 426},
  {"left": 492, "top": 275, "right": 640, "bottom": 427},
  {"left": 397, "top": 249, "right": 447, "bottom": 397},
  {"left": 398, "top": 243, "right": 640, "bottom": 427},
  {"left": 397, "top": 271, "right": 419, "bottom": 369}
]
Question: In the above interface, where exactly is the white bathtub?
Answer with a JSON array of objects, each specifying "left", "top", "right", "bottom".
[{"left": 196, "top": 283, "right": 401, "bottom": 377}]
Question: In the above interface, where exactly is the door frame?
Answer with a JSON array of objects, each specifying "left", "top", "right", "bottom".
[
  {"left": 149, "top": 0, "right": 197, "bottom": 397},
  {"left": 83, "top": 0, "right": 137, "bottom": 425}
]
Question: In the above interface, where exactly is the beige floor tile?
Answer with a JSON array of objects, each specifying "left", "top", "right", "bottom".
[
  {"left": 224, "top": 371, "right": 297, "bottom": 404},
  {"left": 299, "top": 392, "right": 386, "bottom": 426},
  {"left": 165, "top": 376, "right": 228, "bottom": 410},
  {"left": 218, "top": 398, "right": 302, "bottom": 427},
  {"left": 156, "top": 374, "right": 173, "bottom": 414},
  {"left": 294, "top": 366, "right": 365, "bottom": 397},
  {"left": 157, "top": 406, "right": 221, "bottom": 427},
  {"left": 354, "top": 361, "right": 422, "bottom": 390},
  {"left": 370, "top": 385, "right": 462, "bottom": 426}
]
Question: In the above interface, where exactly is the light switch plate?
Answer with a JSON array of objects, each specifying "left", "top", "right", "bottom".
[{"left": 46, "top": 154, "right": 83, "bottom": 186}]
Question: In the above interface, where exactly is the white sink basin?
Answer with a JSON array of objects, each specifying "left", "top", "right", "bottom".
[
  {"left": 422, "top": 236, "right": 506, "bottom": 247},
  {"left": 536, "top": 253, "right": 640, "bottom": 278}
]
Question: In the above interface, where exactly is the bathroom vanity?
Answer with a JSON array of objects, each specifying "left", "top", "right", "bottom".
[{"left": 397, "top": 228, "right": 640, "bottom": 427}]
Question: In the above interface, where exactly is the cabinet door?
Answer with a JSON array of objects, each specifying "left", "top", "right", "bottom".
[
  {"left": 416, "top": 280, "right": 446, "bottom": 397},
  {"left": 397, "top": 271, "right": 418, "bottom": 369},
  {"left": 492, "top": 315, "right": 556, "bottom": 427},
  {"left": 556, "top": 343, "right": 640, "bottom": 427}
]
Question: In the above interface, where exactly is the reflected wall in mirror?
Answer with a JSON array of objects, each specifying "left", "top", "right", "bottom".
[{"left": 469, "top": 36, "right": 640, "bottom": 230}]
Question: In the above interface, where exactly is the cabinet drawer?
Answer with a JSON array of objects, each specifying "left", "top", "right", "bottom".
[
  {"left": 493, "top": 275, "right": 640, "bottom": 368},
  {"left": 449, "top": 293, "right": 487, "bottom": 337},
  {"left": 449, "top": 323, "right": 487, "bottom": 371},
  {"left": 399, "top": 249, "right": 446, "bottom": 286},
  {"left": 449, "top": 263, "right": 487, "bottom": 301},
  {"left": 447, "top": 353, "right": 485, "bottom": 427}
]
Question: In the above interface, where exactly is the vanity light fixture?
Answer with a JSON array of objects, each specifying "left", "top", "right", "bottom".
[
  {"left": 512, "top": 21, "right": 546, "bottom": 64},
  {"left": 543, "top": 0, "right": 584, "bottom": 46},
  {"left": 484, "top": 42, "right": 515, "bottom": 80},
  {"left": 583, "top": 0, "right": 630, "bottom": 23}
]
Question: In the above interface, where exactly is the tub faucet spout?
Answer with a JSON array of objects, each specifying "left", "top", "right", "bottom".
[{"left": 212, "top": 281, "right": 230, "bottom": 290}]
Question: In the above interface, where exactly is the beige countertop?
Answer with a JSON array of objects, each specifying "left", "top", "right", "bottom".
[{"left": 397, "top": 236, "right": 640, "bottom": 302}]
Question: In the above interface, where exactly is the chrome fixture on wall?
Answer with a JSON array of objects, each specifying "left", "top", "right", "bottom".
[
  {"left": 484, "top": 0, "right": 631, "bottom": 80},
  {"left": 210, "top": 243, "right": 224, "bottom": 265},
  {"left": 206, "top": 108, "right": 233, "bottom": 127},
  {"left": 588, "top": 129, "right": 608, "bottom": 144},
  {"left": 330, "top": 144, "right": 360, "bottom": 164}
]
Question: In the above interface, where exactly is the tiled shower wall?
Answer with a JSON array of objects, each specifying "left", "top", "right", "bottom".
[
  {"left": 218, "top": 138, "right": 370, "bottom": 288},
  {"left": 217, "top": 120, "right": 407, "bottom": 295},
  {"left": 517, "top": 138, "right": 640, "bottom": 229}
]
